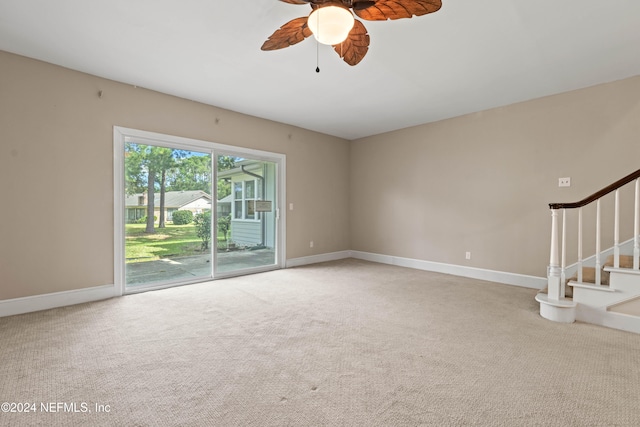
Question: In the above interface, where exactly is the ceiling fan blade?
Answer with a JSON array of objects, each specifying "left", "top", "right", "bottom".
[
  {"left": 353, "top": 1, "right": 376, "bottom": 10},
  {"left": 354, "top": 0, "right": 442, "bottom": 21},
  {"left": 333, "top": 19, "right": 369, "bottom": 66},
  {"left": 261, "top": 17, "right": 312, "bottom": 51},
  {"left": 278, "top": 0, "right": 311, "bottom": 4}
]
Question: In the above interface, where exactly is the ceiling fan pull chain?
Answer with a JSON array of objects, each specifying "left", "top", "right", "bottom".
[{"left": 315, "top": 12, "right": 320, "bottom": 73}]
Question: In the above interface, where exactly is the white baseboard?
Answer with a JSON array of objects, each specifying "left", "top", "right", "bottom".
[
  {"left": 350, "top": 251, "right": 546, "bottom": 289},
  {"left": 1, "top": 251, "right": 544, "bottom": 317},
  {"left": 286, "top": 250, "right": 352, "bottom": 268},
  {"left": 0, "top": 285, "right": 115, "bottom": 317}
]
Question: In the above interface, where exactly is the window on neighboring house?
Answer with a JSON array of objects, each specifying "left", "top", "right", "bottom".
[
  {"left": 126, "top": 208, "right": 145, "bottom": 222},
  {"left": 233, "top": 179, "right": 259, "bottom": 220},
  {"left": 234, "top": 182, "right": 243, "bottom": 219},
  {"left": 245, "top": 180, "right": 256, "bottom": 220}
]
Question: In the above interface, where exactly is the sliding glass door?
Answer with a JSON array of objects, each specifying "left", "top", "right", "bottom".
[
  {"left": 123, "top": 142, "right": 214, "bottom": 290},
  {"left": 114, "top": 127, "right": 285, "bottom": 294},
  {"left": 215, "top": 155, "right": 279, "bottom": 275}
]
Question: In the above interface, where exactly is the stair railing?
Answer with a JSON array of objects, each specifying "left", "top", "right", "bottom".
[{"left": 547, "top": 168, "right": 640, "bottom": 301}]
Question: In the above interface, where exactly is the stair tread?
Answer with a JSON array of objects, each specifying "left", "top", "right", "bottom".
[
  {"left": 608, "top": 296, "right": 640, "bottom": 316},
  {"left": 537, "top": 286, "right": 574, "bottom": 299},
  {"left": 535, "top": 293, "right": 576, "bottom": 307},
  {"left": 568, "top": 281, "right": 616, "bottom": 292}
]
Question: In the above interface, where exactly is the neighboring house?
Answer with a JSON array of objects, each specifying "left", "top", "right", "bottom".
[
  {"left": 218, "top": 159, "right": 277, "bottom": 248},
  {"left": 125, "top": 190, "right": 211, "bottom": 223},
  {"left": 217, "top": 194, "right": 232, "bottom": 218}
]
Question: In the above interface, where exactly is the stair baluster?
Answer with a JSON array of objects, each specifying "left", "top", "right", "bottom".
[{"left": 578, "top": 207, "right": 583, "bottom": 282}]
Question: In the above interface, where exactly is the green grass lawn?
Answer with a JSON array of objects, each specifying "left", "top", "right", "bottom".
[
  {"left": 126, "top": 223, "right": 228, "bottom": 263},
  {"left": 125, "top": 223, "right": 206, "bottom": 263}
]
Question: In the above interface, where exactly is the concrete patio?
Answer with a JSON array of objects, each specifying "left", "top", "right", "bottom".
[{"left": 125, "top": 248, "right": 276, "bottom": 287}]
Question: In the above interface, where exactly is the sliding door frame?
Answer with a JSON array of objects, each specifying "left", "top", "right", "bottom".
[{"left": 113, "top": 126, "right": 286, "bottom": 296}]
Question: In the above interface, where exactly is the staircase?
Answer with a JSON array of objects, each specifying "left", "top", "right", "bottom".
[
  {"left": 536, "top": 169, "right": 640, "bottom": 334},
  {"left": 569, "top": 254, "right": 640, "bottom": 333}
]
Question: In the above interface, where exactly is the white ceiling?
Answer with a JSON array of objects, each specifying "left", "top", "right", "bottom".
[{"left": 1, "top": 0, "right": 639, "bottom": 140}]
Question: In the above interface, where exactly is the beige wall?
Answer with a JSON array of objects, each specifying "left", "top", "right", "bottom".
[
  {"left": 2, "top": 49, "right": 639, "bottom": 301},
  {"left": 0, "top": 51, "right": 350, "bottom": 299},
  {"left": 350, "top": 75, "right": 640, "bottom": 277}
]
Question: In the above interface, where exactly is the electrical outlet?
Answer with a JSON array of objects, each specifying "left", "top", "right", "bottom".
[
  {"left": 465, "top": 252, "right": 471, "bottom": 260},
  {"left": 289, "top": 203, "right": 294, "bottom": 210},
  {"left": 558, "top": 177, "right": 571, "bottom": 187},
  {"left": 310, "top": 241, "right": 314, "bottom": 248}
]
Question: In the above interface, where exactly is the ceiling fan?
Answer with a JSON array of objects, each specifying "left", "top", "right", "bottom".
[{"left": 261, "top": 0, "right": 443, "bottom": 66}]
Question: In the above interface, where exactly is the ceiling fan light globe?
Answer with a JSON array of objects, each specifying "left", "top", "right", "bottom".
[{"left": 307, "top": 6, "right": 354, "bottom": 45}]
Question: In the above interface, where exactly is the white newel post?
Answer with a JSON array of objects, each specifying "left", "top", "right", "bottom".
[
  {"left": 614, "top": 189, "right": 620, "bottom": 268},
  {"left": 595, "top": 199, "right": 602, "bottom": 286},
  {"left": 635, "top": 179, "right": 639, "bottom": 270},
  {"left": 536, "top": 208, "right": 575, "bottom": 323},
  {"left": 548, "top": 209, "right": 561, "bottom": 300},
  {"left": 561, "top": 209, "right": 567, "bottom": 297}
]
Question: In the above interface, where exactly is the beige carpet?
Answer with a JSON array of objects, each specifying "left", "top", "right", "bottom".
[{"left": 1, "top": 259, "right": 639, "bottom": 426}]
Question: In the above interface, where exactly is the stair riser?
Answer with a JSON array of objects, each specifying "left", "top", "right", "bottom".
[
  {"left": 573, "top": 270, "right": 640, "bottom": 307},
  {"left": 572, "top": 288, "right": 629, "bottom": 307},
  {"left": 608, "top": 271, "right": 640, "bottom": 292}
]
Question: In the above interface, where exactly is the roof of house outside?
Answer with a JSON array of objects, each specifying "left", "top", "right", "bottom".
[
  {"left": 218, "top": 194, "right": 232, "bottom": 204},
  {"left": 125, "top": 190, "right": 211, "bottom": 208}
]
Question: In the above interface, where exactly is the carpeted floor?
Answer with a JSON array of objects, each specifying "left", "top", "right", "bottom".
[{"left": 1, "top": 258, "right": 639, "bottom": 426}]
